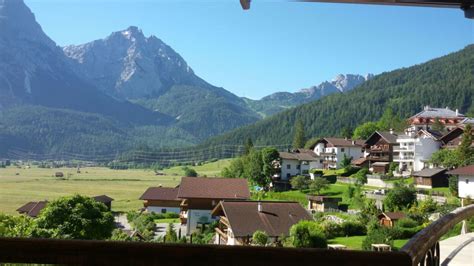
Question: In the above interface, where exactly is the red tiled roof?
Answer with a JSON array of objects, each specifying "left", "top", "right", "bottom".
[
  {"left": 139, "top": 187, "right": 180, "bottom": 201},
  {"left": 177, "top": 177, "right": 250, "bottom": 200},
  {"left": 448, "top": 165, "right": 474, "bottom": 176},
  {"left": 212, "top": 201, "right": 312, "bottom": 237}
]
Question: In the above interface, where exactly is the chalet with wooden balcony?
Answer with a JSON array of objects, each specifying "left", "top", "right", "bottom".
[
  {"left": 439, "top": 125, "right": 474, "bottom": 150},
  {"left": 364, "top": 130, "right": 400, "bottom": 173},
  {"left": 408, "top": 106, "right": 465, "bottom": 131},
  {"left": 139, "top": 186, "right": 181, "bottom": 215},
  {"left": 211, "top": 200, "right": 312, "bottom": 246},
  {"left": 177, "top": 177, "right": 250, "bottom": 235}
]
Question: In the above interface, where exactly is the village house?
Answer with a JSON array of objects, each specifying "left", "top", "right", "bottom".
[
  {"left": 393, "top": 129, "right": 443, "bottom": 175},
  {"left": 364, "top": 130, "right": 400, "bottom": 174},
  {"left": 16, "top": 201, "right": 48, "bottom": 218},
  {"left": 278, "top": 149, "right": 321, "bottom": 181},
  {"left": 378, "top": 212, "right": 406, "bottom": 228},
  {"left": 17, "top": 195, "right": 114, "bottom": 218},
  {"left": 92, "top": 195, "right": 114, "bottom": 211},
  {"left": 211, "top": 200, "right": 312, "bottom": 246},
  {"left": 448, "top": 165, "right": 474, "bottom": 201},
  {"left": 177, "top": 177, "right": 250, "bottom": 235},
  {"left": 311, "top": 138, "right": 364, "bottom": 170},
  {"left": 412, "top": 168, "right": 448, "bottom": 189},
  {"left": 139, "top": 186, "right": 181, "bottom": 214},
  {"left": 439, "top": 125, "right": 474, "bottom": 150},
  {"left": 408, "top": 106, "right": 465, "bottom": 131},
  {"left": 307, "top": 195, "right": 342, "bottom": 213}
]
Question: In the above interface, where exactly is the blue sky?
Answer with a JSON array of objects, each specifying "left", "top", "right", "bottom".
[{"left": 26, "top": 0, "right": 473, "bottom": 99}]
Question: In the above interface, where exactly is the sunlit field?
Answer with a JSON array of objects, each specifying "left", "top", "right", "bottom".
[{"left": 0, "top": 160, "right": 231, "bottom": 215}]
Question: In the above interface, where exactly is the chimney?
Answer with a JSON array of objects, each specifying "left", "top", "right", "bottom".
[
  {"left": 352, "top": 140, "right": 356, "bottom": 145},
  {"left": 456, "top": 109, "right": 459, "bottom": 116},
  {"left": 389, "top": 128, "right": 394, "bottom": 135},
  {"left": 258, "top": 202, "right": 262, "bottom": 212}
]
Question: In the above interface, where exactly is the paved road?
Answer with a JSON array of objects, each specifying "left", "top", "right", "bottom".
[
  {"left": 439, "top": 232, "right": 474, "bottom": 266},
  {"left": 114, "top": 213, "right": 131, "bottom": 230}
]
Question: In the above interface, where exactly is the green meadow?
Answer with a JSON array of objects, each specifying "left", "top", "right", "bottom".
[{"left": 0, "top": 160, "right": 231, "bottom": 215}]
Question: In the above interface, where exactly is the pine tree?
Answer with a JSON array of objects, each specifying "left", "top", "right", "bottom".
[
  {"left": 292, "top": 119, "right": 305, "bottom": 149},
  {"left": 458, "top": 124, "right": 473, "bottom": 166},
  {"left": 244, "top": 137, "right": 254, "bottom": 155}
]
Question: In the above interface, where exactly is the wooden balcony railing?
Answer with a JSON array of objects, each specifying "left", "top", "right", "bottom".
[{"left": 0, "top": 204, "right": 472, "bottom": 266}]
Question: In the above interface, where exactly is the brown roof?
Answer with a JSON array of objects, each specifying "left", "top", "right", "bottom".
[
  {"left": 139, "top": 187, "right": 180, "bottom": 201},
  {"left": 93, "top": 195, "right": 114, "bottom": 203},
  {"left": 212, "top": 201, "right": 313, "bottom": 237},
  {"left": 366, "top": 131, "right": 399, "bottom": 145},
  {"left": 177, "top": 177, "right": 250, "bottom": 200},
  {"left": 17, "top": 201, "right": 48, "bottom": 218},
  {"left": 279, "top": 149, "right": 319, "bottom": 161},
  {"left": 378, "top": 212, "right": 406, "bottom": 221},
  {"left": 413, "top": 168, "right": 447, "bottom": 178},
  {"left": 448, "top": 165, "right": 474, "bottom": 176},
  {"left": 351, "top": 157, "right": 368, "bottom": 166},
  {"left": 317, "top": 138, "right": 364, "bottom": 148},
  {"left": 306, "top": 195, "right": 342, "bottom": 203}
]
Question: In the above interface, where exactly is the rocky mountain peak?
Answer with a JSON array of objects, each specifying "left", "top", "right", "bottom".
[
  {"left": 63, "top": 26, "right": 200, "bottom": 99},
  {"left": 0, "top": 0, "right": 56, "bottom": 49}
]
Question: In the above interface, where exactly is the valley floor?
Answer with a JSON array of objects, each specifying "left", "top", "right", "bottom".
[{"left": 0, "top": 160, "right": 231, "bottom": 215}]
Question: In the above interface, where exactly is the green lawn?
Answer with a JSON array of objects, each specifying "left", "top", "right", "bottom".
[
  {"left": 154, "top": 218, "right": 180, "bottom": 224},
  {"left": 254, "top": 182, "right": 357, "bottom": 207},
  {"left": 0, "top": 160, "right": 230, "bottom": 215},
  {"left": 329, "top": 236, "right": 409, "bottom": 250}
]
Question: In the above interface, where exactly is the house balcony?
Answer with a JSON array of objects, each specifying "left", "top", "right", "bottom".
[
  {"left": 393, "top": 155, "right": 414, "bottom": 161},
  {"left": 1, "top": 204, "right": 473, "bottom": 266},
  {"left": 367, "top": 155, "right": 390, "bottom": 162},
  {"left": 393, "top": 146, "right": 414, "bottom": 152}
]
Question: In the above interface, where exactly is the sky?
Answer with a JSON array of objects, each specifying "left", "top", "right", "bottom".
[{"left": 26, "top": 0, "right": 474, "bottom": 99}]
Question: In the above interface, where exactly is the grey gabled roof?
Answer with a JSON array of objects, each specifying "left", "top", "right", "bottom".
[
  {"left": 409, "top": 107, "right": 464, "bottom": 119},
  {"left": 413, "top": 168, "right": 447, "bottom": 178}
]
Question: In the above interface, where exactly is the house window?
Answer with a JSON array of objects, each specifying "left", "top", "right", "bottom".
[
  {"left": 296, "top": 164, "right": 301, "bottom": 170},
  {"left": 341, "top": 148, "right": 345, "bottom": 152},
  {"left": 467, "top": 179, "right": 470, "bottom": 184},
  {"left": 161, "top": 209, "right": 167, "bottom": 214},
  {"left": 302, "top": 170, "right": 309, "bottom": 175},
  {"left": 320, "top": 159, "right": 323, "bottom": 163},
  {"left": 287, "top": 164, "right": 291, "bottom": 169},
  {"left": 286, "top": 173, "right": 291, "bottom": 179}
]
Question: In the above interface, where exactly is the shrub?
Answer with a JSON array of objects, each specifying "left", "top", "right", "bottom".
[
  {"left": 165, "top": 223, "right": 178, "bottom": 243},
  {"left": 352, "top": 168, "right": 369, "bottom": 185},
  {"left": 291, "top": 175, "right": 310, "bottom": 191},
  {"left": 289, "top": 221, "right": 327, "bottom": 248},
  {"left": 310, "top": 169, "right": 324, "bottom": 176},
  {"left": 384, "top": 183, "right": 416, "bottom": 211},
  {"left": 323, "top": 175, "right": 337, "bottom": 184},
  {"left": 321, "top": 221, "right": 343, "bottom": 239},
  {"left": 183, "top": 167, "right": 198, "bottom": 177},
  {"left": 252, "top": 230, "right": 269, "bottom": 246},
  {"left": 341, "top": 221, "right": 366, "bottom": 236},
  {"left": 362, "top": 223, "right": 393, "bottom": 251}
]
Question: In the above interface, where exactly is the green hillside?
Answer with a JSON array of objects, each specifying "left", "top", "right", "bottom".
[{"left": 201, "top": 44, "right": 474, "bottom": 147}]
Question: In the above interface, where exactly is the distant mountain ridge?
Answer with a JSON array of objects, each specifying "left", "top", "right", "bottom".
[
  {"left": 202, "top": 45, "right": 474, "bottom": 148},
  {"left": 244, "top": 74, "right": 372, "bottom": 117}
]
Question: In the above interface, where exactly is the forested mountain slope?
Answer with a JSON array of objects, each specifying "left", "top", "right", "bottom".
[{"left": 202, "top": 45, "right": 474, "bottom": 147}]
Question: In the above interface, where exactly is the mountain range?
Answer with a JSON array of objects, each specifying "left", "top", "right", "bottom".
[
  {"left": 1, "top": 0, "right": 472, "bottom": 158},
  {"left": 202, "top": 44, "right": 474, "bottom": 148},
  {"left": 244, "top": 74, "right": 373, "bottom": 117}
]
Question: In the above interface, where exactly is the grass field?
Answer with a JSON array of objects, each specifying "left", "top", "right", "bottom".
[
  {"left": 329, "top": 236, "right": 409, "bottom": 250},
  {"left": 0, "top": 160, "right": 231, "bottom": 215}
]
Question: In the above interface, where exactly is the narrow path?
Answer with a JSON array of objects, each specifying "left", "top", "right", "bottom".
[{"left": 439, "top": 232, "right": 474, "bottom": 266}]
